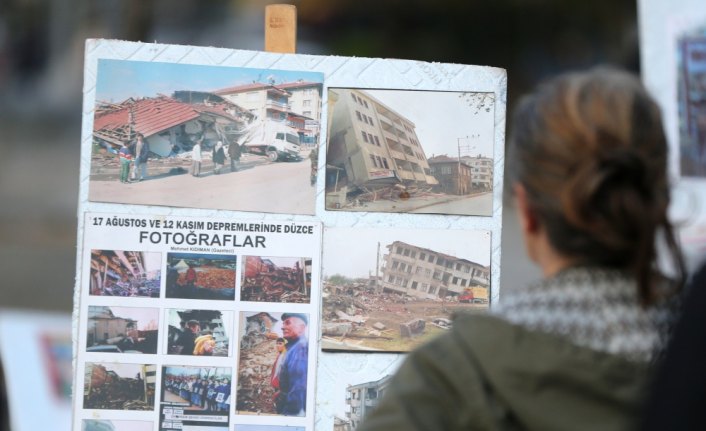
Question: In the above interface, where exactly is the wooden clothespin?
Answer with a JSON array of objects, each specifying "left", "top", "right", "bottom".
[{"left": 265, "top": 4, "right": 297, "bottom": 54}]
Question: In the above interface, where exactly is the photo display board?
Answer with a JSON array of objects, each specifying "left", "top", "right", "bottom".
[{"left": 74, "top": 39, "right": 507, "bottom": 431}]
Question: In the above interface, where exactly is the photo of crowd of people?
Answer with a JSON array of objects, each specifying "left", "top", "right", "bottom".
[
  {"left": 237, "top": 311, "right": 309, "bottom": 417},
  {"left": 241, "top": 256, "right": 312, "bottom": 303},
  {"left": 165, "top": 253, "right": 237, "bottom": 300},
  {"left": 165, "top": 309, "right": 232, "bottom": 356},
  {"left": 89, "top": 250, "right": 161, "bottom": 297},
  {"left": 160, "top": 366, "right": 232, "bottom": 430},
  {"left": 86, "top": 306, "right": 159, "bottom": 354},
  {"left": 83, "top": 362, "right": 156, "bottom": 411}
]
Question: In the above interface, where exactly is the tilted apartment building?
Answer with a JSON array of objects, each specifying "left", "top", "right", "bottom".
[
  {"left": 379, "top": 240, "right": 489, "bottom": 299},
  {"left": 327, "top": 88, "right": 439, "bottom": 189}
]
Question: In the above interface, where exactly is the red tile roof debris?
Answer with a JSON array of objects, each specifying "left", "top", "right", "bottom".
[{"left": 93, "top": 97, "right": 200, "bottom": 138}]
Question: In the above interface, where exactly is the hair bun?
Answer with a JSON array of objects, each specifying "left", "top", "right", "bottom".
[
  {"left": 595, "top": 146, "right": 651, "bottom": 197},
  {"left": 560, "top": 144, "right": 654, "bottom": 251}
]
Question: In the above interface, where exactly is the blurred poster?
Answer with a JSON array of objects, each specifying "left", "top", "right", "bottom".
[
  {"left": 678, "top": 26, "right": 706, "bottom": 177},
  {"left": 0, "top": 310, "right": 72, "bottom": 431}
]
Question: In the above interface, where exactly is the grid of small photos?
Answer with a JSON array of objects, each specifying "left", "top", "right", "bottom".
[{"left": 75, "top": 213, "right": 321, "bottom": 431}]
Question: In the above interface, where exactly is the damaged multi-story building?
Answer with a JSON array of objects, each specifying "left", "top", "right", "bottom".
[
  {"left": 378, "top": 240, "right": 489, "bottom": 299},
  {"left": 89, "top": 250, "right": 160, "bottom": 296},
  {"left": 345, "top": 375, "right": 393, "bottom": 430},
  {"left": 326, "top": 89, "right": 439, "bottom": 194},
  {"left": 214, "top": 80, "right": 323, "bottom": 144}
]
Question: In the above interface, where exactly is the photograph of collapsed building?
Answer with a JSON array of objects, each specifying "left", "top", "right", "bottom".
[
  {"left": 165, "top": 309, "right": 233, "bottom": 356},
  {"left": 241, "top": 256, "right": 312, "bottom": 303},
  {"left": 166, "top": 253, "right": 237, "bottom": 300},
  {"left": 236, "top": 311, "right": 310, "bottom": 416},
  {"left": 89, "top": 59, "right": 324, "bottom": 215},
  {"left": 86, "top": 306, "right": 159, "bottom": 354},
  {"left": 82, "top": 419, "right": 152, "bottom": 431},
  {"left": 160, "top": 366, "right": 231, "bottom": 430},
  {"left": 325, "top": 88, "right": 495, "bottom": 215},
  {"left": 89, "top": 249, "right": 161, "bottom": 297},
  {"left": 83, "top": 362, "right": 156, "bottom": 410},
  {"left": 321, "top": 227, "right": 490, "bottom": 352}
]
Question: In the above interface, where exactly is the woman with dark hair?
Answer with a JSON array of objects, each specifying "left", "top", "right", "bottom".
[{"left": 358, "top": 68, "right": 684, "bottom": 431}]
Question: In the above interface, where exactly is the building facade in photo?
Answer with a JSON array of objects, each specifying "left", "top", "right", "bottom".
[
  {"left": 326, "top": 89, "right": 439, "bottom": 190},
  {"left": 427, "top": 154, "right": 473, "bottom": 195},
  {"left": 87, "top": 306, "right": 136, "bottom": 345},
  {"left": 462, "top": 155, "right": 494, "bottom": 190},
  {"left": 214, "top": 81, "right": 323, "bottom": 144},
  {"left": 345, "top": 375, "right": 393, "bottom": 430},
  {"left": 379, "top": 241, "right": 489, "bottom": 299}
]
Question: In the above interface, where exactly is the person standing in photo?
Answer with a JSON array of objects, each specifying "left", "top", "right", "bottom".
[
  {"left": 212, "top": 140, "right": 225, "bottom": 175},
  {"left": 191, "top": 139, "right": 202, "bottom": 177},
  {"left": 228, "top": 140, "right": 241, "bottom": 172},
  {"left": 118, "top": 141, "right": 133, "bottom": 183},
  {"left": 275, "top": 313, "right": 308, "bottom": 416},
  {"left": 132, "top": 133, "right": 149, "bottom": 181}
]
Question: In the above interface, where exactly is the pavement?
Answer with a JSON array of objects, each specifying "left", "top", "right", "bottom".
[
  {"left": 88, "top": 152, "right": 316, "bottom": 214},
  {"left": 336, "top": 190, "right": 493, "bottom": 215}
]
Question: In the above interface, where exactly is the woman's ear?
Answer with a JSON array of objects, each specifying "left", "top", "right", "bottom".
[{"left": 513, "top": 182, "right": 539, "bottom": 235}]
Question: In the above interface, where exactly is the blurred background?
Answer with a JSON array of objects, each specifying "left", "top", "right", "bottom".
[{"left": 0, "top": 0, "right": 641, "bottom": 313}]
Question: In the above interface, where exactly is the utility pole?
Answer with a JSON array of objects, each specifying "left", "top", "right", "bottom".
[
  {"left": 457, "top": 136, "right": 467, "bottom": 194},
  {"left": 375, "top": 241, "right": 381, "bottom": 293}
]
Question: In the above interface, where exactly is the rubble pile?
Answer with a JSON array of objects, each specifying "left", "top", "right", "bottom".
[
  {"left": 178, "top": 268, "right": 235, "bottom": 290},
  {"left": 322, "top": 288, "right": 426, "bottom": 341},
  {"left": 84, "top": 365, "right": 151, "bottom": 410},
  {"left": 242, "top": 266, "right": 308, "bottom": 303},
  {"left": 236, "top": 337, "right": 279, "bottom": 414},
  {"left": 345, "top": 184, "right": 443, "bottom": 208}
]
